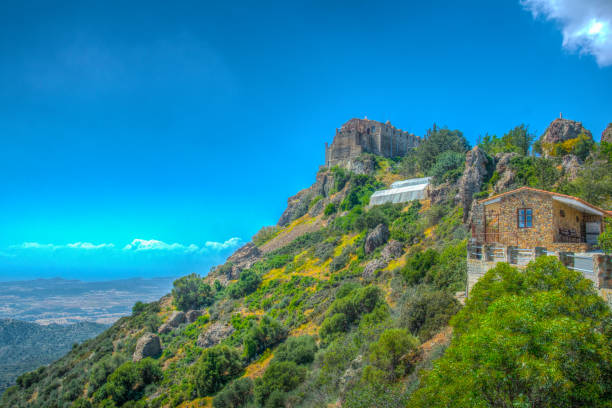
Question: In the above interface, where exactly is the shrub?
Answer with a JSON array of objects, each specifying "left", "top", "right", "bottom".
[
  {"left": 253, "top": 226, "right": 280, "bottom": 246},
  {"left": 213, "top": 377, "right": 254, "bottom": 408},
  {"left": 272, "top": 335, "right": 317, "bottom": 365},
  {"left": 324, "top": 202, "right": 337, "bottom": 216},
  {"left": 254, "top": 361, "right": 306, "bottom": 406},
  {"left": 94, "top": 358, "right": 162, "bottom": 406},
  {"left": 227, "top": 269, "right": 262, "bottom": 299},
  {"left": 243, "top": 316, "right": 288, "bottom": 360},
  {"left": 193, "top": 345, "right": 242, "bottom": 397},
  {"left": 320, "top": 286, "right": 384, "bottom": 341},
  {"left": 172, "top": 273, "right": 214, "bottom": 311},
  {"left": 364, "top": 328, "right": 419, "bottom": 381},
  {"left": 399, "top": 289, "right": 460, "bottom": 340},
  {"left": 401, "top": 249, "right": 439, "bottom": 285}
]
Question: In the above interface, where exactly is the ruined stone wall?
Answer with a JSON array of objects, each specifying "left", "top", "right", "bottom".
[{"left": 325, "top": 118, "right": 420, "bottom": 167}]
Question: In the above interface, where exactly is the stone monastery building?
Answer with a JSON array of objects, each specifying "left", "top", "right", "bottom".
[{"left": 325, "top": 118, "right": 420, "bottom": 168}]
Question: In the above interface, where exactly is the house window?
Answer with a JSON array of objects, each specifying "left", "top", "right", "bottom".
[
  {"left": 560, "top": 209, "right": 565, "bottom": 217},
  {"left": 518, "top": 208, "right": 533, "bottom": 228}
]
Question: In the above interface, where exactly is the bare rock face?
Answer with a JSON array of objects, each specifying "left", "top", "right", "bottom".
[
  {"left": 456, "top": 146, "right": 492, "bottom": 222},
  {"left": 364, "top": 224, "right": 390, "bottom": 254},
  {"left": 185, "top": 310, "right": 205, "bottom": 324},
  {"left": 429, "top": 181, "right": 452, "bottom": 205},
  {"left": 133, "top": 333, "right": 161, "bottom": 362},
  {"left": 278, "top": 189, "right": 313, "bottom": 227},
  {"left": 381, "top": 240, "right": 403, "bottom": 261},
  {"left": 197, "top": 322, "right": 235, "bottom": 349},
  {"left": 492, "top": 152, "right": 517, "bottom": 193},
  {"left": 540, "top": 118, "right": 592, "bottom": 157},
  {"left": 223, "top": 243, "right": 261, "bottom": 279},
  {"left": 602, "top": 123, "right": 612, "bottom": 144},
  {"left": 157, "top": 311, "right": 186, "bottom": 334},
  {"left": 562, "top": 154, "right": 582, "bottom": 181}
]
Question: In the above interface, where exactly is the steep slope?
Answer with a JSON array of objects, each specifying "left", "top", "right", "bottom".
[{"left": 2, "top": 118, "right": 611, "bottom": 408}]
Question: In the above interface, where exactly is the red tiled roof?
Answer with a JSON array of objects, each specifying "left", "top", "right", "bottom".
[{"left": 478, "top": 186, "right": 612, "bottom": 217}]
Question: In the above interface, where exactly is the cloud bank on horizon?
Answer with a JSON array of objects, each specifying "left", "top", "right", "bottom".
[
  {"left": 0, "top": 237, "right": 243, "bottom": 280},
  {"left": 521, "top": 0, "right": 612, "bottom": 67}
]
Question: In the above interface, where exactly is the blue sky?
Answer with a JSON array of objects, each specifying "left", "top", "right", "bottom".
[{"left": 0, "top": 0, "right": 611, "bottom": 280}]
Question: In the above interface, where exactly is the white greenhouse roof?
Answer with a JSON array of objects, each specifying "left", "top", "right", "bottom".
[{"left": 369, "top": 177, "right": 430, "bottom": 206}]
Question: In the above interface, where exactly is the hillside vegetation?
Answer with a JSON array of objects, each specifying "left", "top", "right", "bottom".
[
  {"left": 0, "top": 320, "right": 108, "bottom": 395},
  {"left": 2, "top": 121, "right": 612, "bottom": 408}
]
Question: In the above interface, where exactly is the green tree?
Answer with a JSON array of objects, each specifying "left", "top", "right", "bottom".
[
  {"left": 193, "top": 345, "right": 242, "bottom": 397},
  {"left": 416, "top": 127, "right": 470, "bottom": 172},
  {"left": 429, "top": 151, "right": 465, "bottom": 184},
  {"left": 598, "top": 221, "right": 612, "bottom": 254},
  {"left": 171, "top": 273, "right": 214, "bottom": 311}
]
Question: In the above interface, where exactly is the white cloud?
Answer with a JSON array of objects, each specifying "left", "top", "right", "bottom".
[
  {"left": 123, "top": 238, "right": 241, "bottom": 253},
  {"left": 521, "top": 0, "right": 612, "bottom": 66},
  {"left": 66, "top": 242, "right": 115, "bottom": 250},
  {"left": 12, "top": 242, "right": 114, "bottom": 250},
  {"left": 8, "top": 237, "right": 241, "bottom": 255},
  {"left": 204, "top": 237, "right": 242, "bottom": 251},
  {"left": 123, "top": 239, "right": 194, "bottom": 252}
]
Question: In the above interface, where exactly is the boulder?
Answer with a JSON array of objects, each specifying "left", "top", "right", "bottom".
[
  {"left": 602, "top": 123, "right": 612, "bottom": 144},
  {"left": 540, "top": 118, "right": 592, "bottom": 157},
  {"left": 364, "top": 224, "right": 390, "bottom": 254},
  {"left": 197, "top": 322, "right": 235, "bottom": 349},
  {"left": 561, "top": 154, "right": 582, "bottom": 181},
  {"left": 456, "top": 146, "right": 492, "bottom": 222},
  {"left": 157, "top": 311, "right": 186, "bottom": 334},
  {"left": 133, "top": 333, "right": 161, "bottom": 362},
  {"left": 381, "top": 240, "right": 403, "bottom": 261},
  {"left": 185, "top": 310, "right": 205, "bottom": 324}
]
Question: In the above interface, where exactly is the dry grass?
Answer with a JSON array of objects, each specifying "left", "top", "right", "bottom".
[{"left": 244, "top": 351, "right": 273, "bottom": 379}]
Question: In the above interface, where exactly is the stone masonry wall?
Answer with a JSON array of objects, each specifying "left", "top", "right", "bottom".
[
  {"left": 325, "top": 118, "right": 420, "bottom": 167},
  {"left": 496, "top": 190, "right": 554, "bottom": 248}
]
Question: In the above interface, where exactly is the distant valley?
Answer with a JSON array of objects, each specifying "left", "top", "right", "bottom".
[{"left": 0, "top": 277, "right": 175, "bottom": 324}]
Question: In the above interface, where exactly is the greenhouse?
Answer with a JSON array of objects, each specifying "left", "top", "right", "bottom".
[{"left": 369, "top": 177, "right": 431, "bottom": 206}]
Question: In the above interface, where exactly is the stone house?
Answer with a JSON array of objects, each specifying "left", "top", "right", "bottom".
[{"left": 467, "top": 187, "right": 612, "bottom": 304}]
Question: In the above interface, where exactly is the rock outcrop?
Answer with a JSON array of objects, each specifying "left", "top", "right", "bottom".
[
  {"left": 602, "top": 123, "right": 612, "bottom": 144},
  {"left": 362, "top": 258, "right": 386, "bottom": 279},
  {"left": 492, "top": 152, "right": 517, "bottom": 193},
  {"left": 133, "top": 333, "right": 161, "bottom": 362},
  {"left": 381, "top": 240, "right": 403, "bottom": 261},
  {"left": 157, "top": 311, "right": 186, "bottom": 334},
  {"left": 456, "top": 146, "right": 492, "bottom": 222},
  {"left": 185, "top": 310, "right": 205, "bottom": 324},
  {"left": 540, "top": 118, "right": 592, "bottom": 157},
  {"left": 561, "top": 154, "right": 582, "bottom": 181},
  {"left": 224, "top": 243, "right": 261, "bottom": 279},
  {"left": 363, "top": 240, "right": 404, "bottom": 279},
  {"left": 197, "top": 322, "right": 235, "bottom": 349},
  {"left": 364, "top": 224, "right": 390, "bottom": 254}
]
